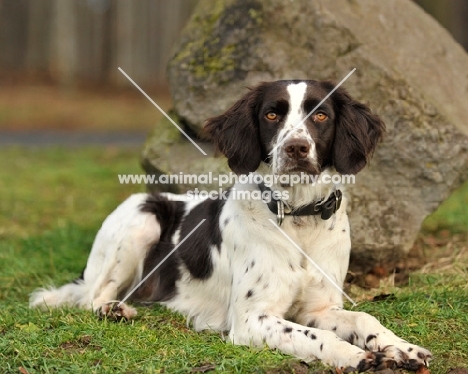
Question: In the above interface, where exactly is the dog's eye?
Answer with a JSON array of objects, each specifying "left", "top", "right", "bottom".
[
  {"left": 265, "top": 112, "right": 277, "bottom": 121},
  {"left": 314, "top": 112, "right": 328, "bottom": 122}
]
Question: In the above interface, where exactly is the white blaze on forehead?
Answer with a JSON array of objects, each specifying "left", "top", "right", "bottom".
[
  {"left": 285, "top": 82, "right": 307, "bottom": 130},
  {"left": 271, "top": 81, "right": 317, "bottom": 175}
]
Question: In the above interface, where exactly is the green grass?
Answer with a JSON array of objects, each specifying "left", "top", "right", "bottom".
[
  {"left": 0, "top": 146, "right": 467, "bottom": 373},
  {"left": 354, "top": 274, "right": 468, "bottom": 371},
  {"left": 0, "top": 303, "right": 308, "bottom": 373},
  {"left": 0, "top": 147, "right": 145, "bottom": 239}
]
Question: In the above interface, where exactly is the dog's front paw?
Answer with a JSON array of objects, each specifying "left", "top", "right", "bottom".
[
  {"left": 96, "top": 300, "right": 137, "bottom": 321},
  {"left": 381, "top": 343, "right": 433, "bottom": 371}
]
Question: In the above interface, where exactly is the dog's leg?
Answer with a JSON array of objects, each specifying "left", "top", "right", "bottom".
[
  {"left": 229, "top": 312, "right": 389, "bottom": 371},
  {"left": 298, "top": 307, "right": 433, "bottom": 369},
  {"left": 30, "top": 194, "right": 160, "bottom": 320},
  {"left": 227, "top": 252, "right": 392, "bottom": 371},
  {"left": 295, "top": 251, "right": 432, "bottom": 370},
  {"left": 87, "top": 209, "right": 161, "bottom": 320}
]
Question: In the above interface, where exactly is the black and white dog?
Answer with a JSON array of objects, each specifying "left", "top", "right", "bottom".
[{"left": 30, "top": 80, "right": 432, "bottom": 371}]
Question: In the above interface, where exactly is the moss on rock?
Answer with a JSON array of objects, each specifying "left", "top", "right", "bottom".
[{"left": 169, "top": 0, "right": 263, "bottom": 85}]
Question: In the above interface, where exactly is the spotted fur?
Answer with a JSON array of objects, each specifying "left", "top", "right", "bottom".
[{"left": 30, "top": 80, "right": 431, "bottom": 370}]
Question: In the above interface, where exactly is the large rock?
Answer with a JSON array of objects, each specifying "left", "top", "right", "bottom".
[
  {"left": 144, "top": 0, "right": 468, "bottom": 270},
  {"left": 141, "top": 112, "right": 229, "bottom": 193}
]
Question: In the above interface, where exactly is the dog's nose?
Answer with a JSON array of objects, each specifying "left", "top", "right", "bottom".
[{"left": 284, "top": 139, "right": 310, "bottom": 159}]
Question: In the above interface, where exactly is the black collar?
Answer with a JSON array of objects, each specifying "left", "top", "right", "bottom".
[{"left": 258, "top": 182, "right": 342, "bottom": 225}]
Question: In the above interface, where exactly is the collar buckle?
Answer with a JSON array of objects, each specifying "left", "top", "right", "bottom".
[
  {"left": 277, "top": 200, "right": 284, "bottom": 226},
  {"left": 320, "top": 190, "right": 342, "bottom": 220},
  {"left": 258, "top": 182, "right": 342, "bottom": 223}
]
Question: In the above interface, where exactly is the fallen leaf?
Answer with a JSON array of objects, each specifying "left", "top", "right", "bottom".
[{"left": 416, "top": 365, "right": 430, "bottom": 374}]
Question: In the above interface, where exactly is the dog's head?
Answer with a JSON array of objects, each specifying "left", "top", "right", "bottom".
[{"left": 204, "top": 80, "right": 385, "bottom": 176}]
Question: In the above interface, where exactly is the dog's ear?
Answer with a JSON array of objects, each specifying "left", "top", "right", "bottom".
[
  {"left": 331, "top": 86, "right": 386, "bottom": 175},
  {"left": 204, "top": 88, "right": 262, "bottom": 175}
]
